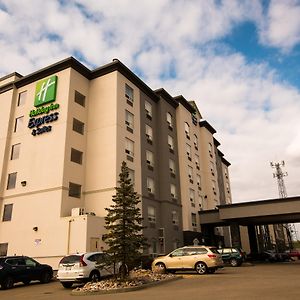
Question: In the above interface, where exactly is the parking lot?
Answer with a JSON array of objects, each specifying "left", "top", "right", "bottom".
[{"left": 1, "top": 261, "right": 300, "bottom": 300}]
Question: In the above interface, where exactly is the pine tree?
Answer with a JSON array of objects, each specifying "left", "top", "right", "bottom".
[{"left": 102, "top": 161, "right": 147, "bottom": 280}]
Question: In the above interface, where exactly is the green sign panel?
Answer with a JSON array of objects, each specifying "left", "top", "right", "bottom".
[{"left": 34, "top": 75, "right": 57, "bottom": 107}]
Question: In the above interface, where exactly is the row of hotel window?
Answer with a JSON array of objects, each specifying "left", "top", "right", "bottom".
[
  {"left": 14, "top": 90, "right": 86, "bottom": 107},
  {"left": 147, "top": 207, "right": 198, "bottom": 229}
]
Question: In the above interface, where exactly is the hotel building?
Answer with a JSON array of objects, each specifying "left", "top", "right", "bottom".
[{"left": 0, "top": 57, "right": 232, "bottom": 268}]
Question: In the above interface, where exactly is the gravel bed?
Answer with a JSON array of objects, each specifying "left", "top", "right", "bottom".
[{"left": 73, "top": 269, "right": 175, "bottom": 293}]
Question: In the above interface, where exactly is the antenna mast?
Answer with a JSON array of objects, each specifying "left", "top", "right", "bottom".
[
  {"left": 270, "top": 161, "right": 288, "bottom": 198},
  {"left": 270, "top": 161, "right": 298, "bottom": 246}
]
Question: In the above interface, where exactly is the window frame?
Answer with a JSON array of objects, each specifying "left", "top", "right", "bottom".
[
  {"left": 11, "top": 143, "right": 21, "bottom": 160},
  {"left": 74, "top": 90, "right": 86, "bottom": 107},
  {"left": 73, "top": 118, "right": 85, "bottom": 135},
  {"left": 7, "top": 172, "right": 17, "bottom": 190},
  {"left": 14, "top": 116, "right": 24, "bottom": 132},
  {"left": 69, "top": 182, "right": 82, "bottom": 198},
  {"left": 17, "top": 91, "right": 27, "bottom": 106},
  {"left": 2, "top": 204, "right": 13, "bottom": 222}
]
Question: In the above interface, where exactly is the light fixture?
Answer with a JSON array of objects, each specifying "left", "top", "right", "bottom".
[
  {"left": 33, "top": 226, "right": 38, "bottom": 231},
  {"left": 21, "top": 181, "right": 27, "bottom": 187}
]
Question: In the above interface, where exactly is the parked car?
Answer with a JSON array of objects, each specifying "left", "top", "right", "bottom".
[
  {"left": 57, "top": 252, "right": 119, "bottom": 288},
  {"left": 151, "top": 246, "right": 223, "bottom": 275},
  {"left": 0, "top": 256, "right": 53, "bottom": 290},
  {"left": 263, "top": 250, "right": 289, "bottom": 262},
  {"left": 286, "top": 250, "right": 300, "bottom": 260},
  {"left": 217, "top": 248, "right": 244, "bottom": 267}
]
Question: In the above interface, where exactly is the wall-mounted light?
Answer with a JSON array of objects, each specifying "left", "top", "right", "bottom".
[
  {"left": 21, "top": 181, "right": 27, "bottom": 187},
  {"left": 33, "top": 226, "right": 38, "bottom": 231}
]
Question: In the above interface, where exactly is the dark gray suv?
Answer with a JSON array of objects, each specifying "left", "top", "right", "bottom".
[{"left": 0, "top": 256, "right": 53, "bottom": 289}]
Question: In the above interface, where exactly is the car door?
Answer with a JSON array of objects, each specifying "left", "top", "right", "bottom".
[
  {"left": 23, "top": 257, "right": 40, "bottom": 281},
  {"left": 165, "top": 249, "right": 185, "bottom": 269},
  {"left": 5, "top": 258, "right": 27, "bottom": 282}
]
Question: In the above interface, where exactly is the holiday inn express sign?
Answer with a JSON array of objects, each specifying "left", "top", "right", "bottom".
[{"left": 28, "top": 75, "right": 60, "bottom": 136}]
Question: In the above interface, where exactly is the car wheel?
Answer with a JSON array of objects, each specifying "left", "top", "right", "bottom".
[
  {"left": 1, "top": 276, "right": 14, "bottom": 290},
  {"left": 195, "top": 262, "right": 207, "bottom": 275},
  {"left": 230, "top": 258, "right": 239, "bottom": 267},
  {"left": 155, "top": 262, "right": 166, "bottom": 274},
  {"left": 40, "top": 271, "right": 52, "bottom": 283},
  {"left": 23, "top": 280, "right": 31, "bottom": 285},
  {"left": 61, "top": 282, "right": 73, "bottom": 288},
  {"left": 89, "top": 271, "right": 101, "bottom": 282}
]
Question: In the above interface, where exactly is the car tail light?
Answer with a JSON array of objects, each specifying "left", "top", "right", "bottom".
[
  {"left": 79, "top": 255, "right": 87, "bottom": 267},
  {"left": 207, "top": 254, "right": 217, "bottom": 258},
  {"left": 0, "top": 265, "right": 3, "bottom": 270}
]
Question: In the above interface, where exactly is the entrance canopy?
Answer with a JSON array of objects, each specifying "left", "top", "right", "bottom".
[{"left": 199, "top": 196, "right": 300, "bottom": 226}]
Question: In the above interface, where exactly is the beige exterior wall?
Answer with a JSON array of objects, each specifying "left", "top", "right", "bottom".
[
  {"left": 84, "top": 72, "right": 117, "bottom": 216},
  {"left": 199, "top": 127, "right": 219, "bottom": 210},
  {"left": 176, "top": 103, "right": 201, "bottom": 232}
]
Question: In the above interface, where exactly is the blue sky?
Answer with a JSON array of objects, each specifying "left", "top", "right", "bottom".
[{"left": 0, "top": 1, "right": 300, "bottom": 215}]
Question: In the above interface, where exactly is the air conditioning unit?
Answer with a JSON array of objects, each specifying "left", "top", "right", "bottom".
[{"left": 71, "top": 207, "right": 85, "bottom": 216}]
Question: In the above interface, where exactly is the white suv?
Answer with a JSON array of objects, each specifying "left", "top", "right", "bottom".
[{"left": 57, "top": 252, "right": 117, "bottom": 288}]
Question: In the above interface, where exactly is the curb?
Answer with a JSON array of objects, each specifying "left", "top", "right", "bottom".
[{"left": 71, "top": 276, "right": 182, "bottom": 296}]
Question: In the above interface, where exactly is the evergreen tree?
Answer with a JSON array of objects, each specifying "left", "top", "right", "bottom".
[{"left": 102, "top": 161, "right": 147, "bottom": 280}]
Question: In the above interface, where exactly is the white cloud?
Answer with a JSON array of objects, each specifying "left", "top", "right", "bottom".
[{"left": 258, "top": 0, "right": 300, "bottom": 51}]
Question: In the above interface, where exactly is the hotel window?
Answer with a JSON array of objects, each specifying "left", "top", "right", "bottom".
[
  {"left": 224, "top": 169, "right": 228, "bottom": 179},
  {"left": 194, "top": 134, "right": 198, "bottom": 149},
  {"left": 14, "top": 116, "right": 23, "bottom": 132},
  {"left": 146, "top": 150, "right": 154, "bottom": 167},
  {"left": 167, "top": 112, "right": 173, "bottom": 129},
  {"left": 188, "top": 166, "right": 193, "bottom": 182},
  {"left": 195, "top": 154, "right": 200, "bottom": 170},
  {"left": 2, "top": 204, "right": 13, "bottom": 222},
  {"left": 148, "top": 206, "right": 156, "bottom": 223},
  {"left": 128, "top": 169, "right": 135, "bottom": 184},
  {"left": 191, "top": 213, "right": 197, "bottom": 227},
  {"left": 169, "top": 159, "right": 176, "bottom": 175},
  {"left": 196, "top": 174, "right": 201, "bottom": 190},
  {"left": 125, "top": 84, "right": 134, "bottom": 104},
  {"left": 186, "top": 144, "right": 192, "bottom": 161},
  {"left": 212, "top": 180, "right": 217, "bottom": 195},
  {"left": 69, "top": 182, "right": 81, "bottom": 198},
  {"left": 210, "top": 161, "right": 215, "bottom": 175},
  {"left": 168, "top": 135, "right": 174, "bottom": 151},
  {"left": 170, "top": 184, "right": 177, "bottom": 199},
  {"left": 73, "top": 118, "right": 85, "bottom": 135},
  {"left": 146, "top": 124, "right": 153, "bottom": 143},
  {"left": 74, "top": 91, "right": 86, "bottom": 107},
  {"left": 209, "top": 143, "right": 213, "bottom": 157},
  {"left": 0, "top": 243, "right": 8, "bottom": 257},
  {"left": 184, "top": 122, "right": 190, "bottom": 139},
  {"left": 125, "top": 110, "right": 134, "bottom": 131},
  {"left": 17, "top": 91, "right": 27, "bottom": 106},
  {"left": 149, "top": 239, "right": 157, "bottom": 255},
  {"left": 226, "top": 182, "right": 230, "bottom": 193},
  {"left": 71, "top": 148, "right": 83, "bottom": 165},
  {"left": 11, "top": 143, "right": 21, "bottom": 160},
  {"left": 125, "top": 138, "right": 134, "bottom": 157},
  {"left": 7, "top": 172, "right": 17, "bottom": 190},
  {"left": 145, "top": 100, "right": 152, "bottom": 119},
  {"left": 189, "top": 189, "right": 195, "bottom": 206},
  {"left": 147, "top": 177, "right": 155, "bottom": 194},
  {"left": 172, "top": 211, "right": 179, "bottom": 225}
]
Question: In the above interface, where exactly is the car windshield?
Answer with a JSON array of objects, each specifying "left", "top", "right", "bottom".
[{"left": 60, "top": 255, "right": 81, "bottom": 264}]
